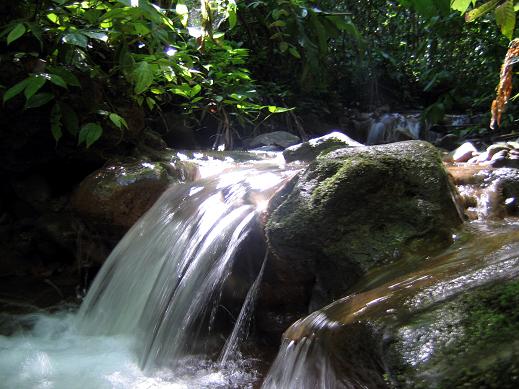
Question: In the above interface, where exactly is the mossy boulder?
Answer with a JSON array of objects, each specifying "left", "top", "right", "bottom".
[
  {"left": 385, "top": 279, "right": 519, "bottom": 389},
  {"left": 264, "top": 225, "right": 519, "bottom": 388},
  {"left": 263, "top": 141, "right": 462, "bottom": 311}
]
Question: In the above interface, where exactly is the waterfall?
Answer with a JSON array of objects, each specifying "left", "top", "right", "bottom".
[{"left": 76, "top": 163, "right": 294, "bottom": 371}]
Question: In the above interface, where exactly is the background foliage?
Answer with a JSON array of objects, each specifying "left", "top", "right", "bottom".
[{"left": 1, "top": 0, "right": 518, "bottom": 148}]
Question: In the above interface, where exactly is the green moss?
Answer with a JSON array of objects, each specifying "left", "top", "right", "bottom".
[{"left": 389, "top": 280, "right": 519, "bottom": 388}]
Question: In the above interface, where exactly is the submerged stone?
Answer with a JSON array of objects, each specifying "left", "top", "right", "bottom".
[{"left": 264, "top": 141, "right": 462, "bottom": 312}]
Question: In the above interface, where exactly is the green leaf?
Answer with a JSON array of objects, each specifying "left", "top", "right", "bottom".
[
  {"left": 83, "top": 31, "right": 108, "bottom": 41},
  {"left": 133, "top": 61, "right": 154, "bottom": 94},
  {"left": 191, "top": 84, "right": 202, "bottom": 97},
  {"left": 146, "top": 97, "right": 155, "bottom": 110},
  {"left": 26, "top": 22, "right": 43, "bottom": 48},
  {"left": 78, "top": 122, "right": 103, "bottom": 148},
  {"left": 47, "top": 13, "right": 60, "bottom": 24},
  {"left": 25, "top": 92, "right": 54, "bottom": 108},
  {"left": 7, "top": 23, "right": 26, "bottom": 45},
  {"left": 289, "top": 46, "right": 301, "bottom": 59},
  {"left": 24, "top": 76, "right": 47, "bottom": 100},
  {"left": 109, "top": 113, "right": 128, "bottom": 129},
  {"left": 279, "top": 41, "right": 289, "bottom": 52},
  {"left": 465, "top": 0, "right": 500, "bottom": 22},
  {"left": 269, "top": 20, "right": 286, "bottom": 28},
  {"left": 47, "top": 67, "right": 81, "bottom": 87},
  {"left": 495, "top": 0, "right": 515, "bottom": 40},
  {"left": 46, "top": 73, "right": 68, "bottom": 88},
  {"left": 176, "top": 3, "right": 189, "bottom": 27},
  {"left": 451, "top": 0, "right": 472, "bottom": 13},
  {"left": 62, "top": 32, "right": 88, "bottom": 48},
  {"left": 268, "top": 105, "right": 293, "bottom": 113},
  {"left": 59, "top": 102, "right": 79, "bottom": 135},
  {"left": 3, "top": 78, "right": 29, "bottom": 103},
  {"left": 50, "top": 103, "right": 63, "bottom": 142}
]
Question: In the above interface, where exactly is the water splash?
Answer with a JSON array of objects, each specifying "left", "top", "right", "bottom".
[{"left": 76, "top": 164, "right": 295, "bottom": 371}]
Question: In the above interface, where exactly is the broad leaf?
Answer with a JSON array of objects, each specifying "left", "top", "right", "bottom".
[
  {"left": 495, "top": 0, "right": 515, "bottom": 40},
  {"left": 46, "top": 73, "right": 68, "bottom": 88},
  {"left": 465, "top": 0, "right": 500, "bottom": 22},
  {"left": 78, "top": 122, "right": 103, "bottom": 148},
  {"left": 24, "top": 76, "right": 47, "bottom": 100},
  {"left": 63, "top": 32, "right": 88, "bottom": 48},
  {"left": 109, "top": 113, "right": 128, "bottom": 129},
  {"left": 3, "top": 78, "right": 29, "bottom": 103},
  {"left": 451, "top": 0, "right": 472, "bottom": 13},
  {"left": 7, "top": 23, "right": 26, "bottom": 45},
  {"left": 47, "top": 67, "right": 81, "bottom": 87},
  {"left": 59, "top": 102, "right": 79, "bottom": 135},
  {"left": 25, "top": 92, "right": 54, "bottom": 108},
  {"left": 133, "top": 61, "right": 154, "bottom": 94}
]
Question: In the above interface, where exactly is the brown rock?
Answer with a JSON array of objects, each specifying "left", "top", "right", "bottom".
[{"left": 72, "top": 161, "right": 172, "bottom": 230}]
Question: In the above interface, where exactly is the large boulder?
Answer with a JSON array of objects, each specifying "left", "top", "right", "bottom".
[
  {"left": 262, "top": 141, "right": 462, "bottom": 316},
  {"left": 263, "top": 225, "right": 519, "bottom": 389}
]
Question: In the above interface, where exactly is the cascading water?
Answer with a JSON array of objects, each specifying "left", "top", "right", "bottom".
[{"left": 0, "top": 159, "right": 297, "bottom": 388}]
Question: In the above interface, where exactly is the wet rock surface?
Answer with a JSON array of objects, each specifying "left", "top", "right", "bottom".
[
  {"left": 282, "top": 131, "right": 363, "bottom": 163},
  {"left": 247, "top": 131, "right": 301, "bottom": 150},
  {"left": 270, "top": 223, "right": 519, "bottom": 389},
  {"left": 262, "top": 141, "right": 462, "bottom": 318}
]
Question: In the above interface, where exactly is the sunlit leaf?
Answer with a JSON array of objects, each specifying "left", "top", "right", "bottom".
[
  {"left": 47, "top": 13, "right": 60, "bottom": 24},
  {"left": 268, "top": 105, "right": 293, "bottom": 113},
  {"left": 63, "top": 32, "right": 88, "bottom": 48},
  {"left": 465, "top": 0, "right": 500, "bottom": 22},
  {"left": 495, "top": 0, "right": 515, "bottom": 40},
  {"left": 451, "top": 0, "right": 472, "bottom": 14}
]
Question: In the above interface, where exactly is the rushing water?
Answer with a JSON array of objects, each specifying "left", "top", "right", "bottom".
[{"left": 0, "top": 160, "right": 296, "bottom": 388}]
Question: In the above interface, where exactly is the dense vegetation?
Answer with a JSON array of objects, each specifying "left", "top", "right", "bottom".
[{"left": 0, "top": 0, "right": 518, "bottom": 149}]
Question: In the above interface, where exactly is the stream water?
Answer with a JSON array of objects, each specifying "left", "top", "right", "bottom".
[
  {"left": 1, "top": 155, "right": 518, "bottom": 388},
  {"left": 0, "top": 160, "right": 295, "bottom": 389}
]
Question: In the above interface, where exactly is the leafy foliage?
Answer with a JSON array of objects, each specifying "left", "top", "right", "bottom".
[{"left": 2, "top": 0, "right": 330, "bottom": 148}]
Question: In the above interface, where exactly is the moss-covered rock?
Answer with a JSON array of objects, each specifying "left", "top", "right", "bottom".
[
  {"left": 264, "top": 141, "right": 462, "bottom": 310},
  {"left": 264, "top": 224, "right": 519, "bottom": 388},
  {"left": 386, "top": 279, "right": 519, "bottom": 389}
]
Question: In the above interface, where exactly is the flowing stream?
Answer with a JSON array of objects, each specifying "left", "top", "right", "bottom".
[
  {"left": 0, "top": 159, "right": 296, "bottom": 389},
  {"left": 2, "top": 152, "right": 519, "bottom": 388}
]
